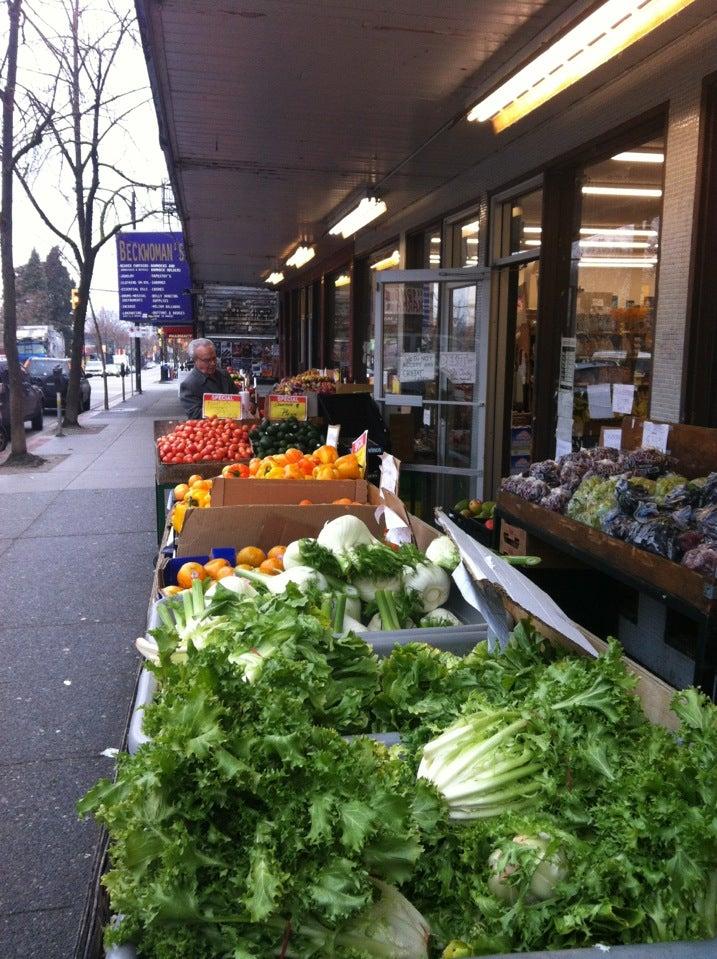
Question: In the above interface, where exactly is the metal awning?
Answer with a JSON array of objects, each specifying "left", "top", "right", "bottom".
[{"left": 135, "top": 0, "right": 709, "bottom": 287}]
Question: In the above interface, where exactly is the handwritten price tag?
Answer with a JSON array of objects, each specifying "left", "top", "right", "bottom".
[
  {"left": 266, "top": 394, "right": 308, "bottom": 421},
  {"left": 202, "top": 393, "right": 243, "bottom": 419}
]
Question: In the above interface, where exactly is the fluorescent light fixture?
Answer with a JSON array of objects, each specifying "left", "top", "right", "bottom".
[
  {"left": 524, "top": 240, "right": 542, "bottom": 247},
  {"left": 430, "top": 236, "right": 442, "bottom": 244},
  {"left": 468, "top": 0, "right": 697, "bottom": 132},
  {"left": 582, "top": 186, "right": 662, "bottom": 197},
  {"left": 286, "top": 245, "right": 315, "bottom": 269},
  {"left": 613, "top": 151, "right": 665, "bottom": 163},
  {"left": 330, "top": 197, "right": 387, "bottom": 239},
  {"left": 579, "top": 240, "right": 651, "bottom": 248},
  {"left": 334, "top": 274, "right": 351, "bottom": 287},
  {"left": 523, "top": 226, "right": 542, "bottom": 234},
  {"left": 429, "top": 254, "right": 441, "bottom": 263},
  {"left": 579, "top": 257, "right": 658, "bottom": 268},
  {"left": 265, "top": 271, "right": 284, "bottom": 285},
  {"left": 580, "top": 227, "right": 658, "bottom": 236},
  {"left": 466, "top": 238, "right": 479, "bottom": 245},
  {"left": 461, "top": 221, "right": 480, "bottom": 236},
  {"left": 370, "top": 250, "right": 401, "bottom": 271}
]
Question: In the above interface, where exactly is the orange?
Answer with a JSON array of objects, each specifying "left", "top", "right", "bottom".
[
  {"left": 259, "top": 557, "right": 283, "bottom": 575},
  {"left": 237, "top": 546, "right": 266, "bottom": 567},
  {"left": 284, "top": 447, "right": 303, "bottom": 464},
  {"left": 298, "top": 498, "right": 313, "bottom": 506},
  {"left": 268, "top": 545, "right": 286, "bottom": 560},
  {"left": 173, "top": 483, "right": 189, "bottom": 502},
  {"left": 188, "top": 473, "right": 202, "bottom": 486},
  {"left": 332, "top": 497, "right": 353, "bottom": 505},
  {"left": 204, "top": 558, "right": 230, "bottom": 579},
  {"left": 315, "top": 444, "right": 338, "bottom": 465},
  {"left": 236, "top": 563, "right": 253, "bottom": 571},
  {"left": 176, "top": 562, "right": 207, "bottom": 589},
  {"left": 215, "top": 566, "right": 234, "bottom": 580}
]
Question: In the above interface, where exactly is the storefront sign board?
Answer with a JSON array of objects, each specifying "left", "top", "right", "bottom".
[
  {"left": 116, "top": 231, "right": 191, "bottom": 325},
  {"left": 202, "top": 393, "right": 243, "bottom": 419},
  {"left": 266, "top": 394, "right": 308, "bottom": 421}
]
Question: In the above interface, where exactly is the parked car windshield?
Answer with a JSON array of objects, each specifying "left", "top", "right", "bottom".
[{"left": 26, "top": 358, "right": 70, "bottom": 375}]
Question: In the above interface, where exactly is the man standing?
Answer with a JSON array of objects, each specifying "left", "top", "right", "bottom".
[{"left": 179, "top": 338, "right": 238, "bottom": 419}]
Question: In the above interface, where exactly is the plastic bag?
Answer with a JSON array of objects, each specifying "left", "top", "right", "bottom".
[
  {"left": 560, "top": 458, "right": 591, "bottom": 493},
  {"left": 678, "top": 529, "right": 704, "bottom": 554},
  {"left": 567, "top": 475, "right": 619, "bottom": 528},
  {"left": 626, "top": 515, "right": 682, "bottom": 561},
  {"left": 623, "top": 447, "right": 672, "bottom": 479},
  {"left": 694, "top": 504, "right": 717, "bottom": 540},
  {"left": 585, "top": 459, "right": 626, "bottom": 479},
  {"left": 539, "top": 486, "right": 573, "bottom": 514},
  {"left": 501, "top": 475, "right": 550, "bottom": 503},
  {"left": 654, "top": 473, "right": 688, "bottom": 505},
  {"left": 529, "top": 459, "right": 561, "bottom": 487},
  {"left": 601, "top": 508, "right": 635, "bottom": 541},
  {"left": 681, "top": 541, "right": 717, "bottom": 577},
  {"left": 615, "top": 477, "right": 657, "bottom": 516},
  {"left": 662, "top": 482, "right": 702, "bottom": 511},
  {"left": 698, "top": 472, "right": 717, "bottom": 506},
  {"left": 587, "top": 446, "right": 622, "bottom": 463},
  {"left": 633, "top": 500, "right": 660, "bottom": 522}
]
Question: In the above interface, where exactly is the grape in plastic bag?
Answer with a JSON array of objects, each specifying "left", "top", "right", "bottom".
[
  {"left": 694, "top": 504, "right": 717, "bottom": 540},
  {"left": 678, "top": 529, "right": 704, "bottom": 554},
  {"left": 615, "top": 477, "right": 656, "bottom": 515},
  {"left": 501, "top": 475, "right": 550, "bottom": 503},
  {"left": 698, "top": 472, "right": 717, "bottom": 507},
  {"left": 662, "top": 482, "right": 702, "bottom": 511},
  {"left": 539, "top": 486, "right": 573, "bottom": 513},
  {"left": 623, "top": 447, "right": 672, "bottom": 479},
  {"left": 626, "top": 515, "right": 682, "bottom": 561},
  {"left": 601, "top": 508, "right": 635, "bottom": 541},
  {"left": 681, "top": 541, "right": 717, "bottom": 577},
  {"left": 529, "top": 459, "right": 561, "bottom": 487}
]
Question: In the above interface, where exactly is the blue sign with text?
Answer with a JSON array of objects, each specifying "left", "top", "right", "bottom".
[{"left": 116, "top": 231, "right": 192, "bottom": 326}]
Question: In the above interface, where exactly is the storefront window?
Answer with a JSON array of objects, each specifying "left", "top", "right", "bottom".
[
  {"left": 428, "top": 228, "right": 442, "bottom": 268},
  {"left": 564, "top": 136, "right": 664, "bottom": 451},
  {"left": 364, "top": 246, "right": 401, "bottom": 381},
  {"left": 381, "top": 281, "right": 439, "bottom": 399},
  {"left": 510, "top": 190, "right": 542, "bottom": 255},
  {"left": 455, "top": 217, "right": 479, "bottom": 267},
  {"left": 327, "top": 271, "right": 351, "bottom": 374}
]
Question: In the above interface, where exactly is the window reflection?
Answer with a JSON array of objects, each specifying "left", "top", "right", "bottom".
[
  {"left": 567, "top": 136, "right": 664, "bottom": 449},
  {"left": 509, "top": 260, "right": 540, "bottom": 473}
]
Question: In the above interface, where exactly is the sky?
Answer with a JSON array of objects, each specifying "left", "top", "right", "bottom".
[{"left": 11, "top": 0, "right": 178, "bottom": 315}]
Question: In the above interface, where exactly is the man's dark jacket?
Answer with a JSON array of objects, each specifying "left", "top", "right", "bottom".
[{"left": 179, "top": 366, "right": 238, "bottom": 419}]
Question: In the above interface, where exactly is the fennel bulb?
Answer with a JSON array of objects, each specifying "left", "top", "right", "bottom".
[
  {"left": 235, "top": 565, "right": 328, "bottom": 594},
  {"left": 354, "top": 573, "right": 403, "bottom": 603},
  {"left": 317, "top": 515, "right": 378, "bottom": 568},
  {"left": 403, "top": 562, "right": 450, "bottom": 612},
  {"left": 425, "top": 535, "right": 460, "bottom": 572},
  {"left": 420, "top": 608, "right": 461, "bottom": 628},
  {"left": 205, "top": 576, "right": 257, "bottom": 599},
  {"left": 418, "top": 710, "right": 541, "bottom": 819}
]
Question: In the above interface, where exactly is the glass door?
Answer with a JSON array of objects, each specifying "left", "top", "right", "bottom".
[{"left": 374, "top": 268, "right": 488, "bottom": 505}]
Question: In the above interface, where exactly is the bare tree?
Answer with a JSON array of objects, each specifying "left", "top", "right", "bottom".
[
  {"left": 15, "top": 0, "right": 161, "bottom": 426},
  {"left": 1, "top": 0, "right": 53, "bottom": 463}
]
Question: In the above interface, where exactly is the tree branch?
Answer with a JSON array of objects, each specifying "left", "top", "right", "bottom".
[{"left": 15, "top": 167, "right": 83, "bottom": 266}]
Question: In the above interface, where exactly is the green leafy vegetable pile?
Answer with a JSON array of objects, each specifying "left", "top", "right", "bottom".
[{"left": 81, "top": 595, "right": 717, "bottom": 957}]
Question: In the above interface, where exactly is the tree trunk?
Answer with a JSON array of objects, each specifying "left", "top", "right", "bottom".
[
  {"left": 63, "top": 267, "right": 92, "bottom": 426},
  {"left": 0, "top": 0, "right": 27, "bottom": 459}
]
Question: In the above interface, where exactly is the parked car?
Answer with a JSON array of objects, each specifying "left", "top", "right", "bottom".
[
  {"left": 0, "top": 358, "right": 44, "bottom": 446},
  {"left": 24, "top": 357, "right": 91, "bottom": 412},
  {"left": 84, "top": 360, "right": 105, "bottom": 377}
]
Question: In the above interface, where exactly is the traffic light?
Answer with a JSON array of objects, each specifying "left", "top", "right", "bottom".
[{"left": 70, "top": 288, "right": 80, "bottom": 310}]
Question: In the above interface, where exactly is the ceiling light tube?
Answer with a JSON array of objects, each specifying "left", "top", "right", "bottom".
[
  {"left": 579, "top": 240, "right": 651, "bottom": 248},
  {"left": 330, "top": 197, "right": 387, "bottom": 239},
  {"left": 467, "top": 0, "right": 697, "bottom": 132},
  {"left": 370, "top": 250, "right": 401, "bottom": 271},
  {"left": 523, "top": 226, "right": 542, "bottom": 234},
  {"left": 582, "top": 186, "right": 663, "bottom": 197},
  {"left": 579, "top": 257, "right": 658, "bottom": 267},
  {"left": 265, "top": 271, "right": 284, "bottom": 285},
  {"left": 612, "top": 151, "right": 665, "bottom": 163},
  {"left": 286, "top": 245, "right": 316, "bottom": 269},
  {"left": 461, "top": 221, "right": 480, "bottom": 235},
  {"left": 334, "top": 274, "right": 351, "bottom": 287},
  {"left": 580, "top": 227, "right": 659, "bottom": 236}
]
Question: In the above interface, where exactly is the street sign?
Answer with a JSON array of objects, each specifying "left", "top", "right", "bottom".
[{"left": 116, "top": 231, "right": 192, "bottom": 325}]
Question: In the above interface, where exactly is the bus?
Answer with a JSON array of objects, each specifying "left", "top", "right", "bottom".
[{"left": 16, "top": 325, "right": 65, "bottom": 361}]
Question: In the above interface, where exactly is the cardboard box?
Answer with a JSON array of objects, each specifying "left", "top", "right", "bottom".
[
  {"left": 210, "top": 477, "right": 381, "bottom": 508},
  {"left": 177, "top": 503, "right": 386, "bottom": 558}
]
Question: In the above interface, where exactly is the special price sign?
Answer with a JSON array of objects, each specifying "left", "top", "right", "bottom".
[
  {"left": 202, "top": 393, "right": 244, "bottom": 419},
  {"left": 266, "top": 394, "right": 308, "bottom": 421},
  {"left": 351, "top": 429, "right": 369, "bottom": 477}
]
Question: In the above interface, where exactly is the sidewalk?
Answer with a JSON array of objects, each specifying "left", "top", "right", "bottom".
[{"left": 0, "top": 377, "right": 184, "bottom": 958}]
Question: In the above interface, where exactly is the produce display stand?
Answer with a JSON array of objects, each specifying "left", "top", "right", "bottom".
[
  {"left": 496, "top": 490, "right": 717, "bottom": 698},
  {"left": 152, "top": 419, "right": 253, "bottom": 541}
]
